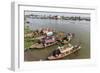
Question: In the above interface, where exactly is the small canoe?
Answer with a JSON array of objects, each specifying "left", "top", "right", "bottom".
[{"left": 47, "top": 44, "right": 81, "bottom": 60}]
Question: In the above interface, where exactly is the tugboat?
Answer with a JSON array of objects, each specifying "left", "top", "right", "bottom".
[{"left": 47, "top": 43, "right": 81, "bottom": 60}]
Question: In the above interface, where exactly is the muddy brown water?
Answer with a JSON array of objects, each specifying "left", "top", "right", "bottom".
[{"left": 24, "top": 18, "right": 90, "bottom": 61}]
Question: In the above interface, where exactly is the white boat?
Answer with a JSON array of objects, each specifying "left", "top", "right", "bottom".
[{"left": 47, "top": 44, "right": 81, "bottom": 60}]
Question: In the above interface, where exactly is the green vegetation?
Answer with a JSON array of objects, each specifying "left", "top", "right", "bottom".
[
  {"left": 24, "top": 25, "right": 33, "bottom": 34},
  {"left": 24, "top": 25, "right": 38, "bottom": 49},
  {"left": 24, "top": 37, "right": 38, "bottom": 49}
]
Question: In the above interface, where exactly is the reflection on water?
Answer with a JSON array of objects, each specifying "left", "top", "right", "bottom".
[{"left": 24, "top": 18, "right": 90, "bottom": 61}]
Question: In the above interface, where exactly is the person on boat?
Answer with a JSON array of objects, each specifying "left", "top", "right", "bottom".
[
  {"left": 67, "top": 33, "right": 75, "bottom": 41},
  {"left": 60, "top": 35, "right": 69, "bottom": 45},
  {"left": 62, "top": 33, "right": 74, "bottom": 43},
  {"left": 40, "top": 30, "right": 44, "bottom": 35},
  {"left": 52, "top": 47, "right": 61, "bottom": 57}
]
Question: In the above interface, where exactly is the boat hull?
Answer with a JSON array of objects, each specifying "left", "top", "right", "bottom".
[{"left": 48, "top": 46, "right": 81, "bottom": 60}]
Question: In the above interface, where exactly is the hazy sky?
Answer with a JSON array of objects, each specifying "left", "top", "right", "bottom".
[{"left": 24, "top": 11, "right": 90, "bottom": 17}]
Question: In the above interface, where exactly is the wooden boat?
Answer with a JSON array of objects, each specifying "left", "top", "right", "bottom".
[
  {"left": 56, "top": 32, "right": 74, "bottom": 44},
  {"left": 47, "top": 44, "right": 81, "bottom": 60},
  {"left": 30, "top": 35, "right": 57, "bottom": 49},
  {"left": 30, "top": 41, "right": 57, "bottom": 49},
  {"left": 29, "top": 32, "right": 74, "bottom": 49}
]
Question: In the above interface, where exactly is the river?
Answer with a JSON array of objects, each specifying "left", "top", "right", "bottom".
[{"left": 24, "top": 18, "right": 90, "bottom": 61}]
